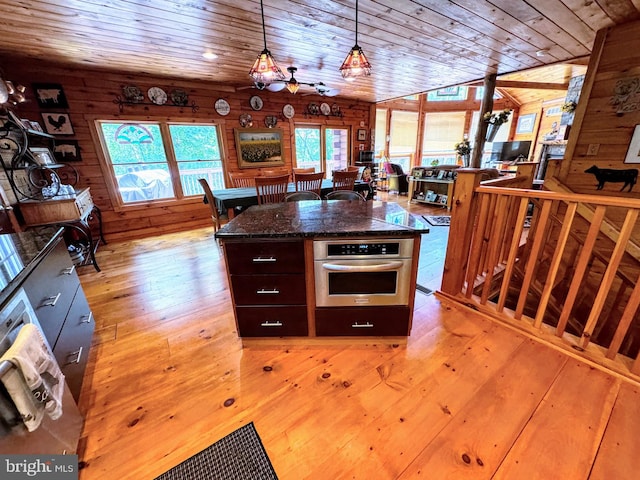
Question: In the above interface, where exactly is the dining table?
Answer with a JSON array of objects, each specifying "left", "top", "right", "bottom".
[{"left": 212, "top": 179, "right": 373, "bottom": 218}]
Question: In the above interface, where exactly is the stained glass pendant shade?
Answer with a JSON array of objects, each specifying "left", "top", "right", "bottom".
[
  {"left": 339, "top": 0, "right": 372, "bottom": 81},
  {"left": 249, "top": 0, "right": 286, "bottom": 84}
]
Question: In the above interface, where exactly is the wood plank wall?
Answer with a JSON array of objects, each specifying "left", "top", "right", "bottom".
[
  {"left": 563, "top": 20, "right": 640, "bottom": 196},
  {"left": 3, "top": 58, "right": 373, "bottom": 240}
]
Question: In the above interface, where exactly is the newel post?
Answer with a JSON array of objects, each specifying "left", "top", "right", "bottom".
[{"left": 440, "top": 169, "right": 485, "bottom": 295}]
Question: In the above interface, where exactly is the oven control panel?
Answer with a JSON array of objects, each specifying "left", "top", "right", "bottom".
[{"left": 327, "top": 242, "right": 400, "bottom": 256}]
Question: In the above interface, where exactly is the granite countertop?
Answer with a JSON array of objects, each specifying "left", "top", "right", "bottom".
[
  {"left": 0, "top": 227, "right": 63, "bottom": 308},
  {"left": 214, "top": 200, "right": 430, "bottom": 239}
]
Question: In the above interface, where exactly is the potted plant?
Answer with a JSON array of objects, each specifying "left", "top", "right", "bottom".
[
  {"left": 454, "top": 139, "right": 471, "bottom": 167},
  {"left": 483, "top": 109, "right": 512, "bottom": 141}
]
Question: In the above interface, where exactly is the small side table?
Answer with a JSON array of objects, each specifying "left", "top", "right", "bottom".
[{"left": 18, "top": 187, "right": 106, "bottom": 271}]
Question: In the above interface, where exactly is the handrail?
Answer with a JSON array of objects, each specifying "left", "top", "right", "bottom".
[{"left": 440, "top": 168, "right": 640, "bottom": 382}]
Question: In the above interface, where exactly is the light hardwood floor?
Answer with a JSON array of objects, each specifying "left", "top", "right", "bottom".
[{"left": 75, "top": 195, "right": 639, "bottom": 480}]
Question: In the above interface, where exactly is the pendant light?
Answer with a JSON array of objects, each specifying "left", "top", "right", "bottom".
[
  {"left": 285, "top": 67, "right": 300, "bottom": 94},
  {"left": 249, "top": 0, "right": 286, "bottom": 84},
  {"left": 339, "top": 0, "right": 372, "bottom": 81}
]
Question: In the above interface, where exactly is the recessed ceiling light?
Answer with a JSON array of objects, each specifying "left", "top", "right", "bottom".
[
  {"left": 202, "top": 52, "right": 218, "bottom": 60},
  {"left": 536, "top": 49, "right": 549, "bottom": 57}
]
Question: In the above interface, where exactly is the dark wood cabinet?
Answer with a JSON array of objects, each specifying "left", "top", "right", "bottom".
[
  {"left": 315, "top": 306, "right": 410, "bottom": 336},
  {"left": 22, "top": 238, "right": 94, "bottom": 401},
  {"left": 226, "top": 239, "right": 307, "bottom": 337}
]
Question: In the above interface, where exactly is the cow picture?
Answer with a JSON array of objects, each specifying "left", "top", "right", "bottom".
[
  {"left": 53, "top": 140, "right": 81, "bottom": 162},
  {"left": 32, "top": 83, "right": 69, "bottom": 108},
  {"left": 584, "top": 165, "right": 638, "bottom": 192}
]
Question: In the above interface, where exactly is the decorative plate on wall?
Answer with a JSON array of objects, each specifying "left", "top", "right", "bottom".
[
  {"left": 214, "top": 98, "right": 230, "bottom": 116},
  {"left": 264, "top": 115, "right": 278, "bottom": 128},
  {"left": 308, "top": 103, "right": 319, "bottom": 115},
  {"left": 239, "top": 113, "right": 253, "bottom": 128},
  {"left": 320, "top": 102, "right": 331, "bottom": 115},
  {"left": 147, "top": 87, "right": 167, "bottom": 105},
  {"left": 170, "top": 89, "right": 189, "bottom": 106},
  {"left": 250, "top": 95, "right": 263, "bottom": 111},
  {"left": 282, "top": 104, "right": 295, "bottom": 119},
  {"left": 122, "top": 85, "right": 144, "bottom": 103}
]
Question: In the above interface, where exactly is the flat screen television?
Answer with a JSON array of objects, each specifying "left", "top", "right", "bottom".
[{"left": 489, "top": 141, "right": 532, "bottom": 163}]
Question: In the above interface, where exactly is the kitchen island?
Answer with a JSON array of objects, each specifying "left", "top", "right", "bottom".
[{"left": 215, "top": 201, "right": 429, "bottom": 342}]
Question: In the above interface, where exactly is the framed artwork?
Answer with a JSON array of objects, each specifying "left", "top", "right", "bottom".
[
  {"left": 624, "top": 124, "right": 640, "bottom": 164},
  {"left": 357, "top": 129, "right": 367, "bottom": 141},
  {"left": 41, "top": 113, "right": 74, "bottom": 135},
  {"left": 516, "top": 113, "right": 536, "bottom": 134},
  {"left": 32, "top": 83, "right": 69, "bottom": 109},
  {"left": 28, "top": 147, "right": 56, "bottom": 166},
  {"left": 53, "top": 140, "right": 82, "bottom": 162},
  {"left": 234, "top": 128, "right": 284, "bottom": 168}
]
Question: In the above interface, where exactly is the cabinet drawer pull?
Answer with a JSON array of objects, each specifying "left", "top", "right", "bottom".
[
  {"left": 352, "top": 322, "right": 374, "bottom": 328},
  {"left": 80, "top": 312, "right": 93, "bottom": 324},
  {"left": 66, "top": 347, "right": 83, "bottom": 365},
  {"left": 252, "top": 257, "right": 277, "bottom": 263},
  {"left": 62, "top": 265, "right": 76, "bottom": 275},
  {"left": 43, "top": 293, "right": 61, "bottom": 307},
  {"left": 256, "top": 288, "right": 280, "bottom": 294},
  {"left": 260, "top": 321, "right": 283, "bottom": 327}
]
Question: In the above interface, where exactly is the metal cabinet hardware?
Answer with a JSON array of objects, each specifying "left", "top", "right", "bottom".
[
  {"left": 260, "top": 321, "right": 283, "bottom": 327},
  {"left": 43, "top": 293, "right": 61, "bottom": 307},
  {"left": 65, "top": 347, "right": 83, "bottom": 365}
]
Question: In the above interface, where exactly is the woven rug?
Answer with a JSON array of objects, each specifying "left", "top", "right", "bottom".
[
  {"left": 423, "top": 215, "right": 451, "bottom": 226},
  {"left": 155, "top": 422, "right": 278, "bottom": 480}
]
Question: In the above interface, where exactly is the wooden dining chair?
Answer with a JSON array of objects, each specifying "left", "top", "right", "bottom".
[
  {"left": 294, "top": 171, "right": 324, "bottom": 195},
  {"left": 229, "top": 172, "right": 258, "bottom": 188},
  {"left": 198, "top": 178, "right": 227, "bottom": 233},
  {"left": 255, "top": 174, "right": 290, "bottom": 204},
  {"left": 332, "top": 169, "right": 359, "bottom": 191},
  {"left": 325, "top": 190, "right": 365, "bottom": 201},
  {"left": 284, "top": 191, "right": 321, "bottom": 202},
  {"left": 262, "top": 169, "right": 290, "bottom": 180},
  {"left": 293, "top": 167, "right": 315, "bottom": 179}
]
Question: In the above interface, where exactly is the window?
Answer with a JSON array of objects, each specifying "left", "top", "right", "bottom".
[
  {"left": 388, "top": 111, "right": 418, "bottom": 172},
  {"left": 421, "top": 112, "right": 466, "bottom": 165},
  {"left": 470, "top": 111, "right": 512, "bottom": 167},
  {"left": 374, "top": 108, "right": 387, "bottom": 156},
  {"left": 97, "top": 121, "right": 224, "bottom": 206},
  {"left": 426, "top": 86, "right": 469, "bottom": 102},
  {"left": 294, "top": 126, "right": 350, "bottom": 174}
]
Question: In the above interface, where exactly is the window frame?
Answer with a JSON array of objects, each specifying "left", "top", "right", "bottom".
[
  {"left": 92, "top": 116, "right": 226, "bottom": 211},
  {"left": 293, "top": 122, "right": 351, "bottom": 174}
]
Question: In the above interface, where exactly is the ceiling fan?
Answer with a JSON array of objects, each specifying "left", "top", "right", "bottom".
[{"left": 241, "top": 66, "right": 338, "bottom": 96}]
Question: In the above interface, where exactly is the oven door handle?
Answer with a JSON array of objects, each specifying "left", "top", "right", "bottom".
[{"left": 321, "top": 261, "right": 404, "bottom": 272}]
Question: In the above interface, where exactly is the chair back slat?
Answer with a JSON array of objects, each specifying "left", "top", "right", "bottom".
[
  {"left": 332, "top": 170, "right": 359, "bottom": 191},
  {"left": 255, "top": 174, "right": 290, "bottom": 204},
  {"left": 295, "top": 171, "right": 324, "bottom": 195},
  {"left": 229, "top": 172, "right": 257, "bottom": 188}
]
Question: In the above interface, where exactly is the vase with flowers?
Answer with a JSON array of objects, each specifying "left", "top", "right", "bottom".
[
  {"left": 483, "top": 109, "right": 512, "bottom": 142},
  {"left": 454, "top": 138, "right": 471, "bottom": 167}
]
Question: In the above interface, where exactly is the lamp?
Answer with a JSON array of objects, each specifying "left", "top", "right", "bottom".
[
  {"left": 339, "top": 0, "right": 372, "bottom": 81},
  {"left": 249, "top": 0, "right": 286, "bottom": 84},
  {"left": 285, "top": 68, "right": 300, "bottom": 94}
]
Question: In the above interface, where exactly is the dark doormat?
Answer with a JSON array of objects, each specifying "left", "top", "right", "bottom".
[
  {"left": 416, "top": 284, "right": 434, "bottom": 295},
  {"left": 154, "top": 422, "right": 278, "bottom": 480},
  {"left": 423, "top": 215, "right": 450, "bottom": 226}
]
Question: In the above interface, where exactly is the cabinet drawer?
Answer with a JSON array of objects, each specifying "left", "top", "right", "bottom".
[
  {"left": 225, "top": 241, "right": 304, "bottom": 274},
  {"left": 53, "top": 289, "right": 94, "bottom": 401},
  {"left": 315, "top": 306, "right": 410, "bottom": 336},
  {"left": 23, "top": 242, "right": 79, "bottom": 345},
  {"left": 75, "top": 189, "right": 94, "bottom": 218},
  {"left": 231, "top": 274, "right": 306, "bottom": 305},
  {"left": 236, "top": 306, "right": 308, "bottom": 337}
]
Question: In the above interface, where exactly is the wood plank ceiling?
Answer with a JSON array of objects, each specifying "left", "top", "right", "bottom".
[{"left": 0, "top": 0, "right": 639, "bottom": 103}]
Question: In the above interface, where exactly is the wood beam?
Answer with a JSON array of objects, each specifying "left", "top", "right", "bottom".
[{"left": 465, "top": 80, "right": 569, "bottom": 90}]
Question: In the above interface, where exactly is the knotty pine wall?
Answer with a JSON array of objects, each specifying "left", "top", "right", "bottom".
[
  {"left": 560, "top": 20, "right": 640, "bottom": 197},
  {"left": 3, "top": 59, "right": 374, "bottom": 240}
]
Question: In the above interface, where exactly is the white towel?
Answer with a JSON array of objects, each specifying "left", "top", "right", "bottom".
[{"left": 0, "top": 324, "right": 65, "bottom": 432}]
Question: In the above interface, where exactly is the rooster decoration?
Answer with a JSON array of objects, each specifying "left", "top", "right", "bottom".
[{"left": 46, "top": 114, "right": 67, "bottom": 131}]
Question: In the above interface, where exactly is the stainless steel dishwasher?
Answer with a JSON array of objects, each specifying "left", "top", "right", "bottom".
[{"left": 0, "top": 288, "right": 83, "bottom": 454}]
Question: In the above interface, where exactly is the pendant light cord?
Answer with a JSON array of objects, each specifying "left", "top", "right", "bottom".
[
  {"left": 260, "top": 0, "right": 268, "bottom": 49},
  {"left": 355, "top": 0, "right": 359, "bottom": 44}
]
